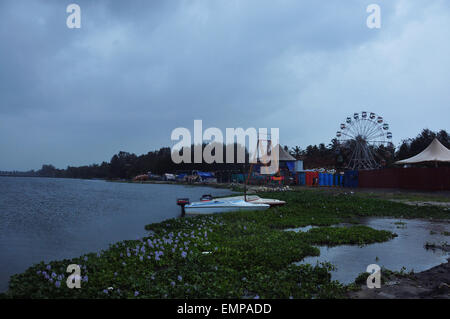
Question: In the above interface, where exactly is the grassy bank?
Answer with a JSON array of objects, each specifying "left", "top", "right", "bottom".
[{"left": 2, "top": 189, "right": 449, "bottom": 299}]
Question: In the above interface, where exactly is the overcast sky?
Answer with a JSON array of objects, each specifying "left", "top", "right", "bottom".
[{"left": 0, "top": 0, "right": 449, "bottom": 170}]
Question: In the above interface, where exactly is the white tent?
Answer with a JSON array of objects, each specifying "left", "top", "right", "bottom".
[{"left": 395, "top": 138, "right": 450, "bottom": 164}]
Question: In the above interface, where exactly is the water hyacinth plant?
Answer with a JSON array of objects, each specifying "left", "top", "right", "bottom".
[{"left": 2, "top": 190, "right": 449, "bottom": 299}]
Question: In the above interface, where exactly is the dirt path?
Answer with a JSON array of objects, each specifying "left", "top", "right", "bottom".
[{"left": 348, "top": 257, "right": 450, "bottom": 299}]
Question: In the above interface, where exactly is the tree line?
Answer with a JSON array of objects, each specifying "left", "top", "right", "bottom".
[
  {"left": 7, "top": 128, "right": 449, "bottom": 179},
  {"left": 292, "top": 129, "right": 449, "bottom": 169}
]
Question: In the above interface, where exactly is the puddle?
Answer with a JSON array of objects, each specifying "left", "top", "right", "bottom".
[
  {"left": 285, "top": 223, "right": 359, "bottom": 233},
  {"left": 295, "top": 218, "right": 450, "bottom": 285},
  {"left": 284, "top": 225, "right": 317, "bottom": 232}
]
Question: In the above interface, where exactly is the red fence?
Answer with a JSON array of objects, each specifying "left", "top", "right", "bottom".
[{"left": 358, "top": 167, "right": 450, "bottom": 191}]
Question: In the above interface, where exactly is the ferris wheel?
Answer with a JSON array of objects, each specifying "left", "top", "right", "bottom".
[{"left": 336, "top": 111, "right": 393, "bottom": 170}]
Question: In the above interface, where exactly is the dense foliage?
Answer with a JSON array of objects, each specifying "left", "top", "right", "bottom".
[{"left": 4, "top": 144, "right": 249, "bottom": 179}]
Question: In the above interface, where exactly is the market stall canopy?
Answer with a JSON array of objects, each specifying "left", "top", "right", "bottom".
[{"left": 395, "top": 138, "right": 450, "bottom": 164}]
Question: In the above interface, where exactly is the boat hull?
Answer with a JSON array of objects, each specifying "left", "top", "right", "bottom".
[
  {"left": 184, "top": 199, "right": 270, "bottom": 215},
  {"left": 217, "top": 195, "right": 286, "bottom": 207}
]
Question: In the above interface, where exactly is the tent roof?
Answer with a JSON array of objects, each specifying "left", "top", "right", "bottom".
[
  {"left": 395, "top": 138, "right": 450, "bottom": 164},
  {"left": 274, "top": 144, "right": 296, "bottom": 161}
]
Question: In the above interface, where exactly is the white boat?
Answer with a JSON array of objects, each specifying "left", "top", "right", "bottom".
[
  {"left": 184, "top": 199, "right": 270, "bottom": 215},
  {"left": 217, "top": 195, "right": 286, "bottom": 207}
]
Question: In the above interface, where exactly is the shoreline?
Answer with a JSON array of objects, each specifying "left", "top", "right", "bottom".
[
  {"left": 5, "top": 176, "right": 449, "bottom": 203},
  {"left": 1, "top": 187, "right": 449, "bottom": 299},
  {"left": 109, "top": 179, "right": 450, "bottom": 202}
]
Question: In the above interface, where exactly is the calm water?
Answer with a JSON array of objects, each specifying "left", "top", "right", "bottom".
[
  {"left": 0, "top": 177, "right": 233, "bottom": 292},
  {"left": 295, "top": 218, "right": 450, "bottom": 284}
]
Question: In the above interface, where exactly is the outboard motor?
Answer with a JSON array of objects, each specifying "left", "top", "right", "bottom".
[{"left": 177, "top": 198, "right": 190, "bottom": 217}]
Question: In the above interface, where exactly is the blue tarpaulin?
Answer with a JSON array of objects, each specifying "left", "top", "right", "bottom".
[
  {"left": 196, "top": 171, "right": 214, "bottom": 178},
  {"left": 286, "top": 161, "right": 295, "bottom": 172}
]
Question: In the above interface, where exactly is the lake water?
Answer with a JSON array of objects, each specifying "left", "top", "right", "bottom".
[
  {"left": 295, "top": 218, "right": 450, "bottom": 284},
  {"left": 0, "top": 177, "right": 233, "bottom": 292}
]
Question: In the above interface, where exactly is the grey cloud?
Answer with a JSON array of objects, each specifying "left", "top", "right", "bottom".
[{"left": 0, "top": 0, "right": 448, "bottom": 170}]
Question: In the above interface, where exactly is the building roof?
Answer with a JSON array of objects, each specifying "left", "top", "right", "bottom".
[{"left": 395, "top": 138, "right": 450, "bottom": 164}]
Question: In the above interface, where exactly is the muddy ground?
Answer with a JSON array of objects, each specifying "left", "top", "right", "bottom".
[{"left": 348, "top": 255, "right": 450, "bottom": 299}]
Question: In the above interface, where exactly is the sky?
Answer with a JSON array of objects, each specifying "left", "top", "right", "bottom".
[{"left": 0, "top": 0, "right": 449, "bottom": 171}]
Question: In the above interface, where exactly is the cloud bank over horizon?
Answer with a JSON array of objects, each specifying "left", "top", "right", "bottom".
[{"left": 0, "top": 0, "right": 449, "bottom": 170}]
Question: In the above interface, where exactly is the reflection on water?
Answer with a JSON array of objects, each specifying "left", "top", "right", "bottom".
[
  {"left": 0, "top": 177, "right": 233, "bottom": 292},
  {"left": 296, "top": 218, "right": 450, "bottom": 284},
  {"left": 284, "top": 225, "right": 316, "bottom": 232}
]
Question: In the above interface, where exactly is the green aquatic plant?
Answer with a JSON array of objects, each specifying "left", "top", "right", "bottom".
[{"left": 3, "top": 189, "right": 449, "bottom": 299}]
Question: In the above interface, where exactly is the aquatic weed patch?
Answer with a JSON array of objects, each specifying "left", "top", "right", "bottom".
[
  {"left": 3, "top": 218, "right": 391, "bottom": 299},
  {"left": 239, "top": 263, "right": 346, "bottom": 299},
  {"left": 303, "top": 226, "right": 396, "bottom": 246},
  {"left": 2, "top": 214, "right": 343, "bottom": 299},
  {"left": 3, "top": 189, "right": 447, "bottom": 299},
  {"left": 258, "top": 190, "right": 450, "bottom": 221}
]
